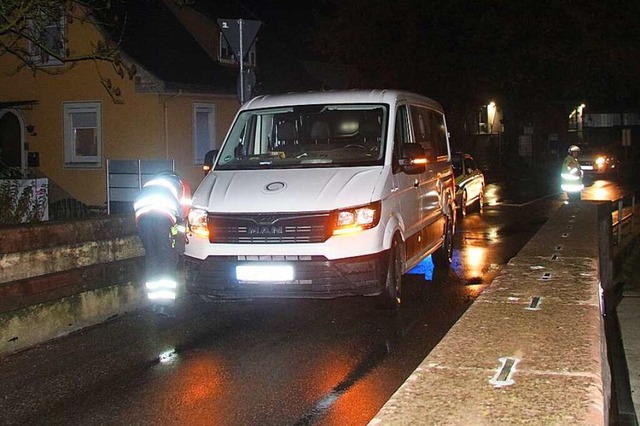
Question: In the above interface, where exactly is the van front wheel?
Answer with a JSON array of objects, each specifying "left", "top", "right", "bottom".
[
  {"left": 432, "top": 215, "right": 453, "bottom": 267},
  {"left": 378, "top": 235, "right": 403, "bottom": 309}
]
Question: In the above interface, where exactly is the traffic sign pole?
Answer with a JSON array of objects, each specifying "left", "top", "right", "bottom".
[
  {"left": 217, "top": 18, "right": 261, "bottom": 104},
  {"left": 239, "top": 19, "right": 244, "bottom": 104}
]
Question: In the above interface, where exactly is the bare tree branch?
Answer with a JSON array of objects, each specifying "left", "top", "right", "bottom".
[{"left": 0, "top": 0, "right": 137, "bottom": 103}]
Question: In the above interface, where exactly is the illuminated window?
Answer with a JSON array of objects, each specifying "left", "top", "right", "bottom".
[
  {"left": 193, "top": 103, "right": 216, "bottom": 165},
  {"left": 63, "top": 102, "right": 102, "bottom": 167},
  {"left": 29, "top": 7, "right": 66, "bottom": 66}
]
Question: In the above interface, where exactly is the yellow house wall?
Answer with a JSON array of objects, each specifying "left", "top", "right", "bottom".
[
  {"left": 161, "top": 94, "right": 240, "bottom": 193},
  {"left": 0, "top": 10, "right": 239, "bottom": 207}
]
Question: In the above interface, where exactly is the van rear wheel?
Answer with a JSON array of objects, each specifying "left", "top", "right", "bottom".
[
  {"left": 432, "top": 215, "right": 453, "bottom": 267},
  {"left": 378, "top": 235, "right": 403, "bottom": 309}
]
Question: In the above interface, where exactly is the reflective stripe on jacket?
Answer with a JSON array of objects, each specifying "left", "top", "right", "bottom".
[
  {"left": 560, "top": 155, "right": 584, "bottom": 192},
  {"left": 134, "top": 184, "right": 181, "bottom": 224}
]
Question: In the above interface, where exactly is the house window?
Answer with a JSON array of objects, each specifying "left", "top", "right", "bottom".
[
  {"left": 219, "top": 33, "right": 256, "bottom": 66},
  {"left": 194, "top": 103, "right": 216, "bottom": 165},
  {"left": 63, "top": 102, "right": 102, "bottom": 167},
  {"left": 29, "top": 7, "right": 66, "bottom": 66}
]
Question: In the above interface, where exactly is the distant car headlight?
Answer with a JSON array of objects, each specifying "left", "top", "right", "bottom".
[
  {"left": 595, "top": 156, "right": 606, "bottom": 166},
  {"left": 333, "top": 201, "right": 381, "bottom": 236},
  {"left": 188, "top": 208, "right": 209, "bottom": 239}
]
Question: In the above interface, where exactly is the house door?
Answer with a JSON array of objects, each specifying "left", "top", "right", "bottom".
[{"left": 0, "top": 110, "right": 24, "bottom": 169}]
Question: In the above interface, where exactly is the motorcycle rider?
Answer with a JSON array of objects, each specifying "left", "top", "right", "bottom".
[
  {"left": 561, "top": 145, "right": 584, "bottom": 200},
  {"left": 133, "top": 170, "right": 191, "bottom": 316}
]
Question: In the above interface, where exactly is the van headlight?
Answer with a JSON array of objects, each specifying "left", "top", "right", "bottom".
[
  {"left": 333, "top": 201, "right": 381, "bottom": 236},
  {"left": 188, "top": 208, "right": 209, "bottom": 239}
]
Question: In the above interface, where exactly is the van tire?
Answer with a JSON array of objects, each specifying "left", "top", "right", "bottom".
[
  {"left": 432, "top": 215, "right": 453, "bottom": 267},
  {"left": 378, "top": 235, "right": 403, "bottom": 309}
]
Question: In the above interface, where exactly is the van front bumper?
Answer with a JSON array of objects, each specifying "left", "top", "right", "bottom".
[{"left": 184, "top": 251, "right": 389, "bottom": 299}]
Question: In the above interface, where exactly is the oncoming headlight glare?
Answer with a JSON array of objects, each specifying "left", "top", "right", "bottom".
[
  {"left": 188, "top": 208, "right": 209, "bottom": 238},
  {"left": 333, "top": 201, "right": 381, "bottom": 236}
]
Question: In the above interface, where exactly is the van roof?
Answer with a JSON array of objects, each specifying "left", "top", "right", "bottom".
[{"left": 241, "top": 89, "right": 444, "bottom": 112}]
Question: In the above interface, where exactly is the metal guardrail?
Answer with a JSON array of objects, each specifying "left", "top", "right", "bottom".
[{"left": 611, "top": 192, "right": 636, "bottom": 247}]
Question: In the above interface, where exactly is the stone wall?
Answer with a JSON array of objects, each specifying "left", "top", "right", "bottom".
[{"left": 0, "top": 214, "right": 145, "bottom": 355}]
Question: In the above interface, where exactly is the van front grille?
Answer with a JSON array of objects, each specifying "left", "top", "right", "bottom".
[{"left": 207, "top": 212, "right": 334, "bottom": 244}]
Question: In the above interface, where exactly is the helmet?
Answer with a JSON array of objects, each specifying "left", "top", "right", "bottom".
[
  {"left": 156, "top": 170, "right": 179, "bottom": 179},
  {"left": 154, "top": 170, "right": 181, "bottom": 186},
  {"left": 568, "top": 145, "right": 581, "bottom": 154},
  {"left": 143, "top": 170, "right": 181, "bottom": 195}
]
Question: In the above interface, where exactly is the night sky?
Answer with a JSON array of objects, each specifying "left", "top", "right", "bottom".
[{"left": 228, "top": 0, "right": 640, "bottom": 110}]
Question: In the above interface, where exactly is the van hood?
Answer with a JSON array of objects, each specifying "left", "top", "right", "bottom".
[{"left": 193, "top": 167, "right": 382, "bottom": 213}]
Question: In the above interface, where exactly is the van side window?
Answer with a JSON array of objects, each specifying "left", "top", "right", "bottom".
[
  {"left": 409, "top": 106, "right": 433, "bottom": 152},
  {"left": 431, "top": 112, "right": 448, "bottom": 157},
  {"left": 394, "top": 105, "right": 410, "bottom": 146},
  {"left": 393, "top": 105, "right": 410, "bottom": 172}
]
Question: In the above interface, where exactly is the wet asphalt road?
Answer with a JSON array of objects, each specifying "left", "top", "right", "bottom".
[{"left": 0, "top": 180, "right": 568, "bottom": 426}]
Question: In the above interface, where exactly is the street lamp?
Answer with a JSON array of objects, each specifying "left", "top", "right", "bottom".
[
  {"left": 568, "top": 103, "right": 586, "bottom": 143},
  {"left": 578, "top": 104, "right": 586, "bottom": 143}
]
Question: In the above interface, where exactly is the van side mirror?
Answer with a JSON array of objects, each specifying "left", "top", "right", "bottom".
[
  {"left": 203, "top": 150, "right": 218, "bottom": 175},
  {"left": 399, "top": 143, "right": 427, "bottom": 174}
]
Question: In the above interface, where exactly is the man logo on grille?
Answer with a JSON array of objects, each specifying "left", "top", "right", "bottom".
[
  {"left": 248, "top": 225, "right": 284, "bottom": 235},
  {"left": 255, "top": 215, "right": 279, "bottom": 225}
]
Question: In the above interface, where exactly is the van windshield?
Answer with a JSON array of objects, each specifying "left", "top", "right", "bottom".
[{"left": 216, "top": 104, "right": 388, "bottom": 170}]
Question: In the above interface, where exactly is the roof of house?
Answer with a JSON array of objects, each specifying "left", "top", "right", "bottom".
[
  {"left": 102, "top": 0, "right": 357, "bottom": 97},
  {"left": 106, "top": 0, "right": 237, "bottom": 94},
  {"left": 188, "top": 1, "right": 330, "bottom": 95}
]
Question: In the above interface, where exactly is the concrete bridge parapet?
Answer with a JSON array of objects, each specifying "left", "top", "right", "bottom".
[{"left": 370, "top": 202, "right": 612, "bottom": 425}]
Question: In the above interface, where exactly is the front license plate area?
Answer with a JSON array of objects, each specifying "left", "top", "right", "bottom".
[{"left": 236, "top": 264, "right": 294, "bottom": 282}]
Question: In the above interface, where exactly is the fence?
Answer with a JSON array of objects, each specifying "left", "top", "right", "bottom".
[{"left": 611, "top": 192, "right": 636, "bottom": 247}]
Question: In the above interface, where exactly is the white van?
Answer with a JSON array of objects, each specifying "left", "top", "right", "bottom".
[{"left": 185, "top": 90, "right": 456, "bottom": 308}]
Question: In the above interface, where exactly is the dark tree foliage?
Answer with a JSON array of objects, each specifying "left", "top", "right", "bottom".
[{"left": 313, "top": 0, "right": 640, "bottom": 109}]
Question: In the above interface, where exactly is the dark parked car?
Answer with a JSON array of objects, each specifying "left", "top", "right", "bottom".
[{"left": 452, "top": 152, "right": 485, "bottom": 217}]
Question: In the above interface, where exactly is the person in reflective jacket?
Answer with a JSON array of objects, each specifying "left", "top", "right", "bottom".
[
  {"left": 560, "top": 145, "right": 584, "bottom": 200},
  {"left": 133, "top": 171, "right": 191, "bottom": 316}
]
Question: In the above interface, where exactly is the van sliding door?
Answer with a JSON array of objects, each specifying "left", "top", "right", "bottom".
[{"left": 409, "top": 105, "right": 444, "bottom": 254}]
